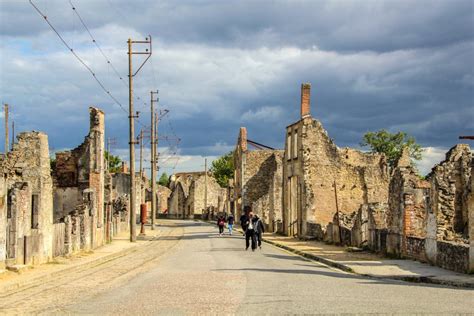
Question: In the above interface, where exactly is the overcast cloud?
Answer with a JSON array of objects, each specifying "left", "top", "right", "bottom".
[{"left": 0, "top": 0, "right": 473, "bottom": 176}]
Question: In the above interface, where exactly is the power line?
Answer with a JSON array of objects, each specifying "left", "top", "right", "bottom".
[
  {"left": 29, "top": 0, "right": 129, "bottom": 115},
  {"left": 67, "top": 0, "right": 149, "bottom": 128}
]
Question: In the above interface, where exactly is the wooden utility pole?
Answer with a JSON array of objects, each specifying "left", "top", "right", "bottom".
[
  {"left": 139, "top": 130, "right": 144, "bottom": 176},
  {"left": 4, "top": 104, "right": 8, "bottom": 155},
  {"left": 150, "top": 91, "right": 159, "bottom": 230},
  {"left": 333, "top": 180, "right": 342, "bottom": 244},
  {"left": 127, "top": 36, "right": 151, "bottom": 242},
  {"left": 204, "top": 158, "right": 208, "bottom": 213},
  {"left": 139, "top": 129, "right": 145, "bottom": 204}
]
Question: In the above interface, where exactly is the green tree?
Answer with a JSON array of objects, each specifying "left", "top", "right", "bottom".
[
  {"left": 360, "top": 129, "right": 423, "bottom": 168},
  {"left": 210, "top": 151, "right": 234, "bottom": 188},
  {"left": 158, "top": 172, "right": 170, "bottom": 187},
  {"left": 105, "top": 151, "right": 122, "bottom": 173}
]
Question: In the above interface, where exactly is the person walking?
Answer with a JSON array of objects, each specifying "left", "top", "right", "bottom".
[
  {"left": 245, "top": 212, "right": 257, "bottom": 251},
  {"left": 217, "top": 215, "right": 225, "bottom": 236},
  {"left": 227, "top": 213, "right": 235, "bottom": 235},
  {"left": 240, "top": 206, "right": 250, "bottom": 236},
  {"left": 253, "top": 214, "right": 265, "bottom": 249}
]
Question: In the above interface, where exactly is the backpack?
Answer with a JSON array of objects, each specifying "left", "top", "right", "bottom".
[{"left": 218, "top": 219, "right": 225, "bottom": 226}]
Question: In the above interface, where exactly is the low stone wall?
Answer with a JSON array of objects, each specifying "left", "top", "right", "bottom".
[
  {"left": 53, "top": 223, "right": 66, "bottom": 257},
  {"left": 404, "top": 236, "right": 426, "bottom": 262},
  {"left": 436, "top": 240, "right": 469, "bottom": 273},
  {"left": 306, "top": 222, "right": 323, "bottom": 239}
]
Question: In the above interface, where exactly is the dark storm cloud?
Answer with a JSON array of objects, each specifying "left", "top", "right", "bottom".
[
  {"left": 0, "top": 0, "right": 472, "bottom": 174},
  {"left": 2, "top": 0, "right": 473, "bottom": 52}
]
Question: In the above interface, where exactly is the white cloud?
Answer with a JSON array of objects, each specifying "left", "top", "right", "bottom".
[
  {"left": 414, "top": 146, "right": 448, "bottom": 176},
  {"left": 242, "top": 106, "right": 284, "bottom": 123}
]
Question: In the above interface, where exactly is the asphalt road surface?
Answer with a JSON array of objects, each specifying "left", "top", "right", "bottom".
[{"left": 1, "top": 220, "right": 473, "bottom": 315}]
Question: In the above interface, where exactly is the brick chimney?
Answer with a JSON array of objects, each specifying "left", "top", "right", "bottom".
[{"left": 300, "top": 83, "right": 311, "bottom": 118}]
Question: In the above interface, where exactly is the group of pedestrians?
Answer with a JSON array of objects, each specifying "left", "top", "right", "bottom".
[
  {"left": 216, "top": 213, "right": 234, "bottom": 236},
  {"left": 215, "top": 206, "right": 265, "bottom": 252},
  {"left": 240, "top": 206, "right": 264, "bottom": 251}
]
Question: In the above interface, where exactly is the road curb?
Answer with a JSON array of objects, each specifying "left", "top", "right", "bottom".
[
  {"left": 200, "top": 219, "right": 473, "bottom": 288},
  {"left": 0, "top": 232, "right": 161, "bottom": 296},
  {"left": 261, "top": 237, "right": 474, "bottom": 289},
  {"left": 261, "top": 238, "right": 354, "bottom": 273}
]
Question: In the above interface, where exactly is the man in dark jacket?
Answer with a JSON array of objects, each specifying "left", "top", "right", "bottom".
[
  {"left": 240, "top": 206, "right": 251, "bottom": 236},
  {"left": 245, "top": 212, "right": 257, "bottom": 251},
  {"left": 252, "top": 214, "right": 265, "bottom": 249}
]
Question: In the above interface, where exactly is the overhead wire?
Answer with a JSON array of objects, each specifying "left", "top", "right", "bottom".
[
  {"left": 67, "top": 0, "right": 149, "bottom": 128},
  {"left": 29, "top": 0, "right": 129, "bottom": 115}
]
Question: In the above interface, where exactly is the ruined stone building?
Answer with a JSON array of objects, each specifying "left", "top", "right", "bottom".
[
  {"left": 167, "top": 172, "right": 225, "bottom": 219},
  {"left": 282, "top": 83, "right": 390, "bottom": 239},
  {"left": 52, "top": 107, "right": 106, "bottom": 254},
  {"left": 233, "top": 127, "right": 284, "bottom": 232},
  {"left": 384, "top": 146, "right": 473, "bottom": 273},
  {"left": 0, "top": 132, "right": 54, "bottom": 268},
  {"left": 279, "top": 82, "right": 473, "bottom": 273},
  {"left": 157, "top": 185, "right": 171, "bottom": 215},
  {"left": 186, "top": 174, "right": 225, "bottom": 219}
]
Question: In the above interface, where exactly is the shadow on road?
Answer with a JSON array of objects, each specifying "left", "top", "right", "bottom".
[{"left": 212, "top": 267, "right": 471, "bottom": 290}]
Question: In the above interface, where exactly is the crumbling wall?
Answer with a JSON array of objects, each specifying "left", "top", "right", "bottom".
[
  {"left": 284, "top": 117, "right": 390, "bottom": 238},
  {"left": 185, "top": 174, "right": 223, "bottom": 219},
  {"left": 348, "top": 202, "right": 388, "bottom": 252},
  {"left": 428, "top": 144, "right": 471, "bottom": 242},
  {"left": 0, "top": 131, "right": 54, "bottom": 266},
  {"left": 157, "top": 185, "right": 171, "bottom": 214},
  {"left": 232, "top": 125, "right": 284, "bottom": 231},
  {"left": 52, "top": 107, "right": 105, "bottom": 250},
  {"left": 167, "top": 182, "right": 187, "bottom": 218},
  {"left": 386, "top": 150, "right": 430, "bottom": 258},
  {"left": 386, "top": 145, "right": 473, "bottom": 273},
  {"left": 0, "top": 175, "right": 7, "bottom": 268},
  {"left": 302, "top": 119, "right": 390, "bottom": 226}
]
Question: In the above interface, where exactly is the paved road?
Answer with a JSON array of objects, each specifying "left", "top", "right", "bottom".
[{"left": 1, "top": 220, "right": 473, "bottom": 315}]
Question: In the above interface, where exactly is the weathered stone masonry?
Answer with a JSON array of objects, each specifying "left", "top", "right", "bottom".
[
  {"left": 281, "top": 82, "right": 473, "bottom": 273},
  {"left": 283, "top": 83, "right": 389, "bottom": 239},
  {"left": 385, "top": 145, "right": 473, "bottom": 273},
  {"left": 233, "top": 127, "right": 284, "bottom": 232},
  {"left": 53, "top": 107, "right": 105, "bottom": 251},
  {"left": 167, "top": 172, "right": 224, "bottom": 219},
  {"left": 0, "top": 132, "right": 54, "bottom": 267}
]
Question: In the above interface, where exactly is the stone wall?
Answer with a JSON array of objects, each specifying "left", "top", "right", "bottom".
[
  {"left": 0, "top": 131, "right": 54, "bottom": 266},
  {"left": 0, "top": 174, "right": 7, "bottom": 268},
  {"left": 157, "top": 185, "right": 171, "bottom": 214},
  {"left": 385, "top": 145, "right": 473, "bottom": 273},
  {"left": 283, "top": 117, "right": 390, "bottom": 238},
  {"left": 52, "top": 107, "right": 105, "bottom": 249},
  {"left": 167, "top": 181, "right": 187, "bottom": 218},
  {"left": 233, "top": 127, "right": 284, "bottom": 232},
  {"left": 185, "top": 174, "right": 224, "bottom": 219},
  {"left": 428, "top": 144, "right": 471, "bottom": 242},
  {"left": 436, "top": 240, "right": 469, "bottom": 273},
  {"left": 405, "top": 236, "right": 427, "bottom": 262}
]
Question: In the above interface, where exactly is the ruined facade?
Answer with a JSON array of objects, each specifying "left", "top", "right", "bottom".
[
  {"left": 157, "top": 185, "right": 171, "bottom": 215},
  {"left": 186, "top": 174, "right": 224, "bottom": 219},
  {"left": 233, "top": 127, "right": 284, "bottom": 232},
  {"left": 385, "top": 146, "right": 473, "bottom": 273},
  {"left": 167, "top": 172, "right": 225, "bottom": 219},
  {"left": 52, "top": 107, "right": 106, "bottom": 251},
  {"left": 282, "top": 83, "right": 390, "bottom": 239},
  {"left": 0, "top": 132, "right": 54, "bottom": 267}
]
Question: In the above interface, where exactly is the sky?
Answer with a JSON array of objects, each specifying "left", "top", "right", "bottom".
[{"left": 0, "top": 0, "right": 473, "bottom": 176}]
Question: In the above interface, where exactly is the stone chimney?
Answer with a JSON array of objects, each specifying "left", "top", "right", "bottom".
[
  {"left": 300, "top": 83, "right": 311, "bottom": 118},
  {"left": 121, "top": 161, "right": 128, "bottom": 174}
]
